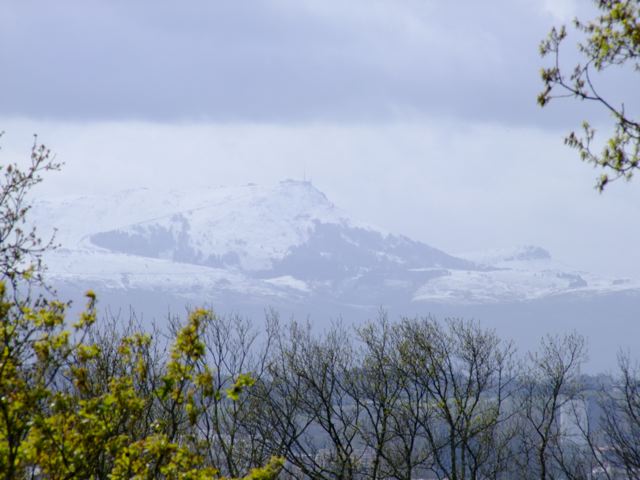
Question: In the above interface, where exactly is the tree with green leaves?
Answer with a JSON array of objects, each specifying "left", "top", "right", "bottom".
[{"left": 539, "top": 0, "right": 640, "bottom": 191}]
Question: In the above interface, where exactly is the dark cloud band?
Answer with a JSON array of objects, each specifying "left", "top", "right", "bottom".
[{"left": 0, "top": 0, "right": 632, "bottom": 126}]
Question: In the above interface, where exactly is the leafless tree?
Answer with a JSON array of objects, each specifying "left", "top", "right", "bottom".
[
  {"left": 517, "top": 333, "right": 587, "bottom": 480},
  {"left": 598, "top": 353, "right": 640, "bottom": 480},
  {"left": 395, "top": 317, "right": 517, "bottom": 480}
]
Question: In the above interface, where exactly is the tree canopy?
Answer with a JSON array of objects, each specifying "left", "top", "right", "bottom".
[{"left": 539, "top": 0, "right": 640, "bottom": 191}]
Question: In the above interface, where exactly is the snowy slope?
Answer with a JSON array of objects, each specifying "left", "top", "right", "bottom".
[
  {"left": 412, "top": 246, "right": 639, "bottom": 304},
  {"left": 32, "top": 182, "right": 640, "bottom": 307},
  {"left": 34, "top": 181, "right": 344, "bottom": 259}
]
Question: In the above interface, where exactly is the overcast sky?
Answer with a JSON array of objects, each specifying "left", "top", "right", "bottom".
[{"left": 2, "top": 0, "right": 640, "bottom": 276}]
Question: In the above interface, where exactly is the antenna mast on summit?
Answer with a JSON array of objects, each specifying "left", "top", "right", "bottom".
[{"left": 302, "top": 163, "right": 312, "bottom": 184}]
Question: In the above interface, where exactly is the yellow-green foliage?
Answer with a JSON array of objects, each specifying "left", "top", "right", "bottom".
[
  {"left": 0, "top": 284, "right": 282, "bottom": 480},
  {"left": 538, "top": 0, "right": 640, "bottom": 191}
]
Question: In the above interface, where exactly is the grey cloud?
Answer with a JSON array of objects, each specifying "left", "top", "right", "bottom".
[{"left": 0, "top": 0, "right": 634, "bottom": 126}]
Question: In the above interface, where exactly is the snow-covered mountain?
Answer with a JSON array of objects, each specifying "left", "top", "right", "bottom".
[
  {"left": 34, "top": 180, "right": 639, "bottom": 309},
  {"left": 34, "top": 180, "right": 470, "bottom": 303}
]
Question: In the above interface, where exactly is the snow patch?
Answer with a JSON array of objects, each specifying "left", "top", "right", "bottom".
[{"left": 264, "top": 276, "right": 310, "bottom": 292}]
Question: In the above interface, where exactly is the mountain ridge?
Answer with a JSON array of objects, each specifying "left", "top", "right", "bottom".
[{"left": 33, "top": 180, "right": 639, "bottom": 307}]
